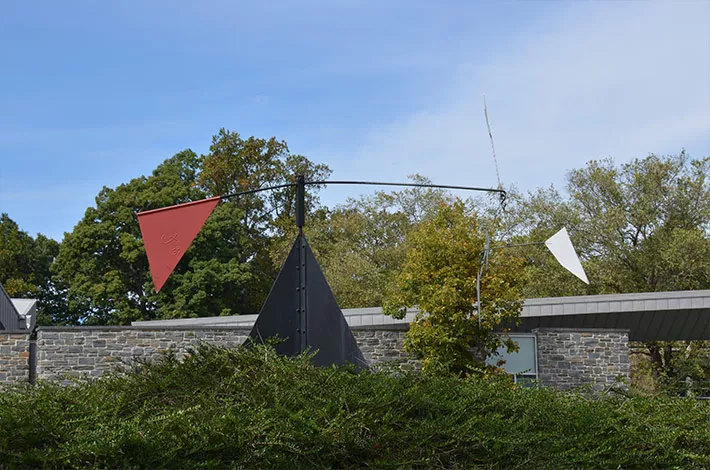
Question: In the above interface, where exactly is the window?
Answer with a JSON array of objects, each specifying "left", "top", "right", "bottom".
[{"left": 487, "top": 334, "right": 538, "bottom": 385}]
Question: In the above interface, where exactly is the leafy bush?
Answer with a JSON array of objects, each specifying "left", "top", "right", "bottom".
[{"left": 0, "top": 344, "right": 708, "bottom": 469}]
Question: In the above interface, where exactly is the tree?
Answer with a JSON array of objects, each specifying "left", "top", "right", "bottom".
[
  {"left": 53, "top": 130, "right": 331, "bottom": 325},
  {"left": 0, "top": 213, "right": 63, "bottom": 324},
  {"left": 53, "top": 150, "right": 211, "bottom": 324},
  {"left": 0, "top": 214, "right": 37, "bottom": 297},
  {"left": 507, "top": 151, "right": 709, "bottom": 295},
  {"left": 507, "top": 151, "right": 710, "bottom": 393},
  {"left": 290, "top": 175, "right": 448, "bottom": 309},
  {"left": 383, "top": 200, "right": 524, "bottom": 376},
  {"left": 199, "top": 129, "right": 331, "bottom": 238}
]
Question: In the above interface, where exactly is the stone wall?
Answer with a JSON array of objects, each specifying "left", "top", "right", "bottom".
[
  {"left": 35, "top": 327, "right": 417, "bottom": 381},
  {"left": 37, "top": 327, "right": 250, "bottom": 382},
  {"left": 2, "top": 326, "right": 631, "bottom": 390},
  {"left": 534, "top": 328, "right": 630, "bottom": 391},
  {"left": 353, "top": 326, "right": 419, "bottom": 370},
  {"left": 0, "top": 333, "right": 31, "bottom": 384}
]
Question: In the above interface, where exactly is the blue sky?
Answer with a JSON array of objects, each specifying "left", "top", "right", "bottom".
[{"left": 1, "top": 1, "right": 709, "bottom": 241}]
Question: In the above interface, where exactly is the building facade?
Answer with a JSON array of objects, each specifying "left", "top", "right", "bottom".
[{"left": 3, "top": 289, "right": 708, "bottom": 391}]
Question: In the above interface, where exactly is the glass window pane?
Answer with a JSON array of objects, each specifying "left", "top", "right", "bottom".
[{"left": 487, "top": 336, "right": 536, "bottom": 375}]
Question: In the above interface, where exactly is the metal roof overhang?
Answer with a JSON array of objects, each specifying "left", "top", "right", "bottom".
[{"left": 512, "top": 290, "right": 710, "bottom": 342}]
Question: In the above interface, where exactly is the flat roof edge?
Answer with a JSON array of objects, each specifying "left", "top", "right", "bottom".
[
  {"left": 532, "top": 327, "right": 631, "bottom": 334},
  {"left": 38, "top": 326, "right": 253, "bottom": 332},
  {"left": 524, "top": 290, "right": 710, "bottom": 306}
]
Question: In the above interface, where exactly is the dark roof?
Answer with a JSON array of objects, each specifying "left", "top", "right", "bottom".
[{"left": 0, "top": 283, "right": 36, "bottom": 332}]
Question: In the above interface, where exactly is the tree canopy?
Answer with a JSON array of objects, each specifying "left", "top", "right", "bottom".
[
  {"left": 51, "top": 130, "right": 330, "bottom": 325},
  {"left": 508, "top": 151, "right": 709, "bottom": 297},
  {"left": 0, "top": 213, "right": 62, "bottom": 324},
  {"left": 301, "top": 176, "right": 448, "bottom": 309}
]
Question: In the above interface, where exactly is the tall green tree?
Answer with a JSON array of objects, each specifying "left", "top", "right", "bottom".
[
  {"left": 200, "top": 129, "right": 331, "bottom": 237},
  {"left": 0, "top": 213, "right": 37, "bottom": 297},
  {"left": 0, "top": 213, "right": 63, "bottom": 324},
  {"left": 507, "top": 151, "right": 709, "bottom": 296},
  {"left": 384, "top": 200, "right": 524, "bottom": 376},
  {"left": 53, "top": 150, "right": 210, "bottom": 324},
  {"left": 53, "top": 130, "right": 330, "bottom": 325},
  {"left": 507, "top": 151, "right": 710, "bottom": 393}
]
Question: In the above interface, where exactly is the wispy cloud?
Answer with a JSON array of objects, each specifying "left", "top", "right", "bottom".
[{"left": 339, "top": 1, "right": 710, "bottom": 193}]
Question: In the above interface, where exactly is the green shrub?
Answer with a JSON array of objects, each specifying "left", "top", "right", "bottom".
[{"left": 0, "top": 343, "right": 708, "bottom": 469}]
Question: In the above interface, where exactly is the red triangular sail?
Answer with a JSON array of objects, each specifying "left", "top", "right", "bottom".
[{"left": 137, "top": 197, "right": 220, "bottom": 292}]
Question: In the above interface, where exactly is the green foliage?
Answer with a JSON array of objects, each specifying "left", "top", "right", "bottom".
[
  {"left": 0, "top": 213, "right": 63, "bottom": 324},
  {"left": 508, "top": 151, "right": 709, "bottom": 296},
  {"left": 384, "top": 200, "right": 524, "bottom": 376},
  {"left": 635, "top": 341, "right": 710, "bottom": 397},
  {"left": 52, "top": 130, "right": 330, "bottom": 325},
  {"left": 53, "top": 150, "right": 213, "bottom": 324},
  {"left": 660, "top": 341, "right": 710, "bottom": 397},
  {"left": 0, "top": 213, "right": 37, "bottom": 297},
  {"left": 200, "top": 128, "right": 331, "bottom": 237},
  {"left": 0, "top": 344, "right": 708, "bottom": 469},
  {"left": 301, "top": 175, "right": 447, "bottom": 309}
]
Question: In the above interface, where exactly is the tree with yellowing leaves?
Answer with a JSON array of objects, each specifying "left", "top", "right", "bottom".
[{"left": 384, "top": 200, "right": 524, "bottom": 376}]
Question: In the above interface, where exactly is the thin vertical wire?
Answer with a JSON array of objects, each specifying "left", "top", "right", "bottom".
[
  {"left": 483, "top": 95, "right": 512, "bottom": 238},
  {"left": 484, "top": 94, "right": 502, "bottom": 191}
]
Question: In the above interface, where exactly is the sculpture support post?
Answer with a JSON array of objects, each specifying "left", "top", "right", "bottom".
[
  {"left": 295, "top": 174, "right": 307, "bottom": 353},
  {"left": 297, "top": 233, "right": 307, "bottom": 354},
  {"left": 296, "top": 174, "right": 305, "bottom": 231},
  {"left": 477, "top": 267, "right": 482, "bottom": 329}
]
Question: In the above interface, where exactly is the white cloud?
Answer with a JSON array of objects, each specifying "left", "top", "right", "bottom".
[{"left": 340, "top": 1, "right": 710, "bottom": 194}]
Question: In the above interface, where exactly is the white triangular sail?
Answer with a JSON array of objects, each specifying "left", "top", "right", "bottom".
[{"left": 545, "top": 227, "right": 589, "bottom": 284}]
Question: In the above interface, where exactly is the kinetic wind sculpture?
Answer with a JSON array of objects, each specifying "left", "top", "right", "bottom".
[{"left": 136, "top": 176, "right": 587, "bottom": 367}]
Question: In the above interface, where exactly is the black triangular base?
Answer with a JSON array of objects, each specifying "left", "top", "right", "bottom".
[{"left": 248, "top": 234, "right": 366, "bottom": 368}]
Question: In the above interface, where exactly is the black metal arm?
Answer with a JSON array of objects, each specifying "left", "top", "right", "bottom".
[{"left": 219, "top": 177, "right": 507, "bottom": 230}]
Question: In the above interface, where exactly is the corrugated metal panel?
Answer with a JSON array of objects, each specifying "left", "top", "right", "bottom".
[
  {"left": 569, "top": 315, "right": 586, "bottom": 329},
  {"left": 592, "top": 311, "right": 605, "bottom": 328},
  {"left": 635, "top": 311, "right": 652, "bottom": 340},
  {"left": 523, "top": 317, "right": 540, "bottom": 331},
  {"left": 646, "top": 311, "right": 666, "bottom": 341},
  {"left": 615, "top": 312, "right": 634, "bottom": 332},
  {"left": 628, "top": 311, "right": 645, "bottom": 338},
  {"left": 607, "top": 310, "right": 620, "bottom": 329},
  {"left": 581, "top": 313, "right": 596, "bottom": 328},
  {"left": 657, "top": 309, "right": 677, "bottom": 340},
  {"left": 686, "top": 311, "right": 704, "bottom": 341},
  {"left": 699, "top": 315, "right": 710, "bottom": 341},
  {"left": 666, "top": 310, "right": 687, "bottom": 341},
  {"left": 524, "top": 290, "right": 710, "bottom": 307}
]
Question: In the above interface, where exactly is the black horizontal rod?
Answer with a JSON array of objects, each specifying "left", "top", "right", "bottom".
[
  {"left": 492, "top": 241, "right": 546, "bottom": 249},
  {"left": 220, "top": 183, "right": 297, "bottom": 200},
  {"left": 307, "top": 180, "right": 507, "bottom": 198},
  {"left": 219, "top": 178, "right": 506, "bottom": 230},
  {"left": 220, "top": 180, "right": 506, "bottom": 201}
]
